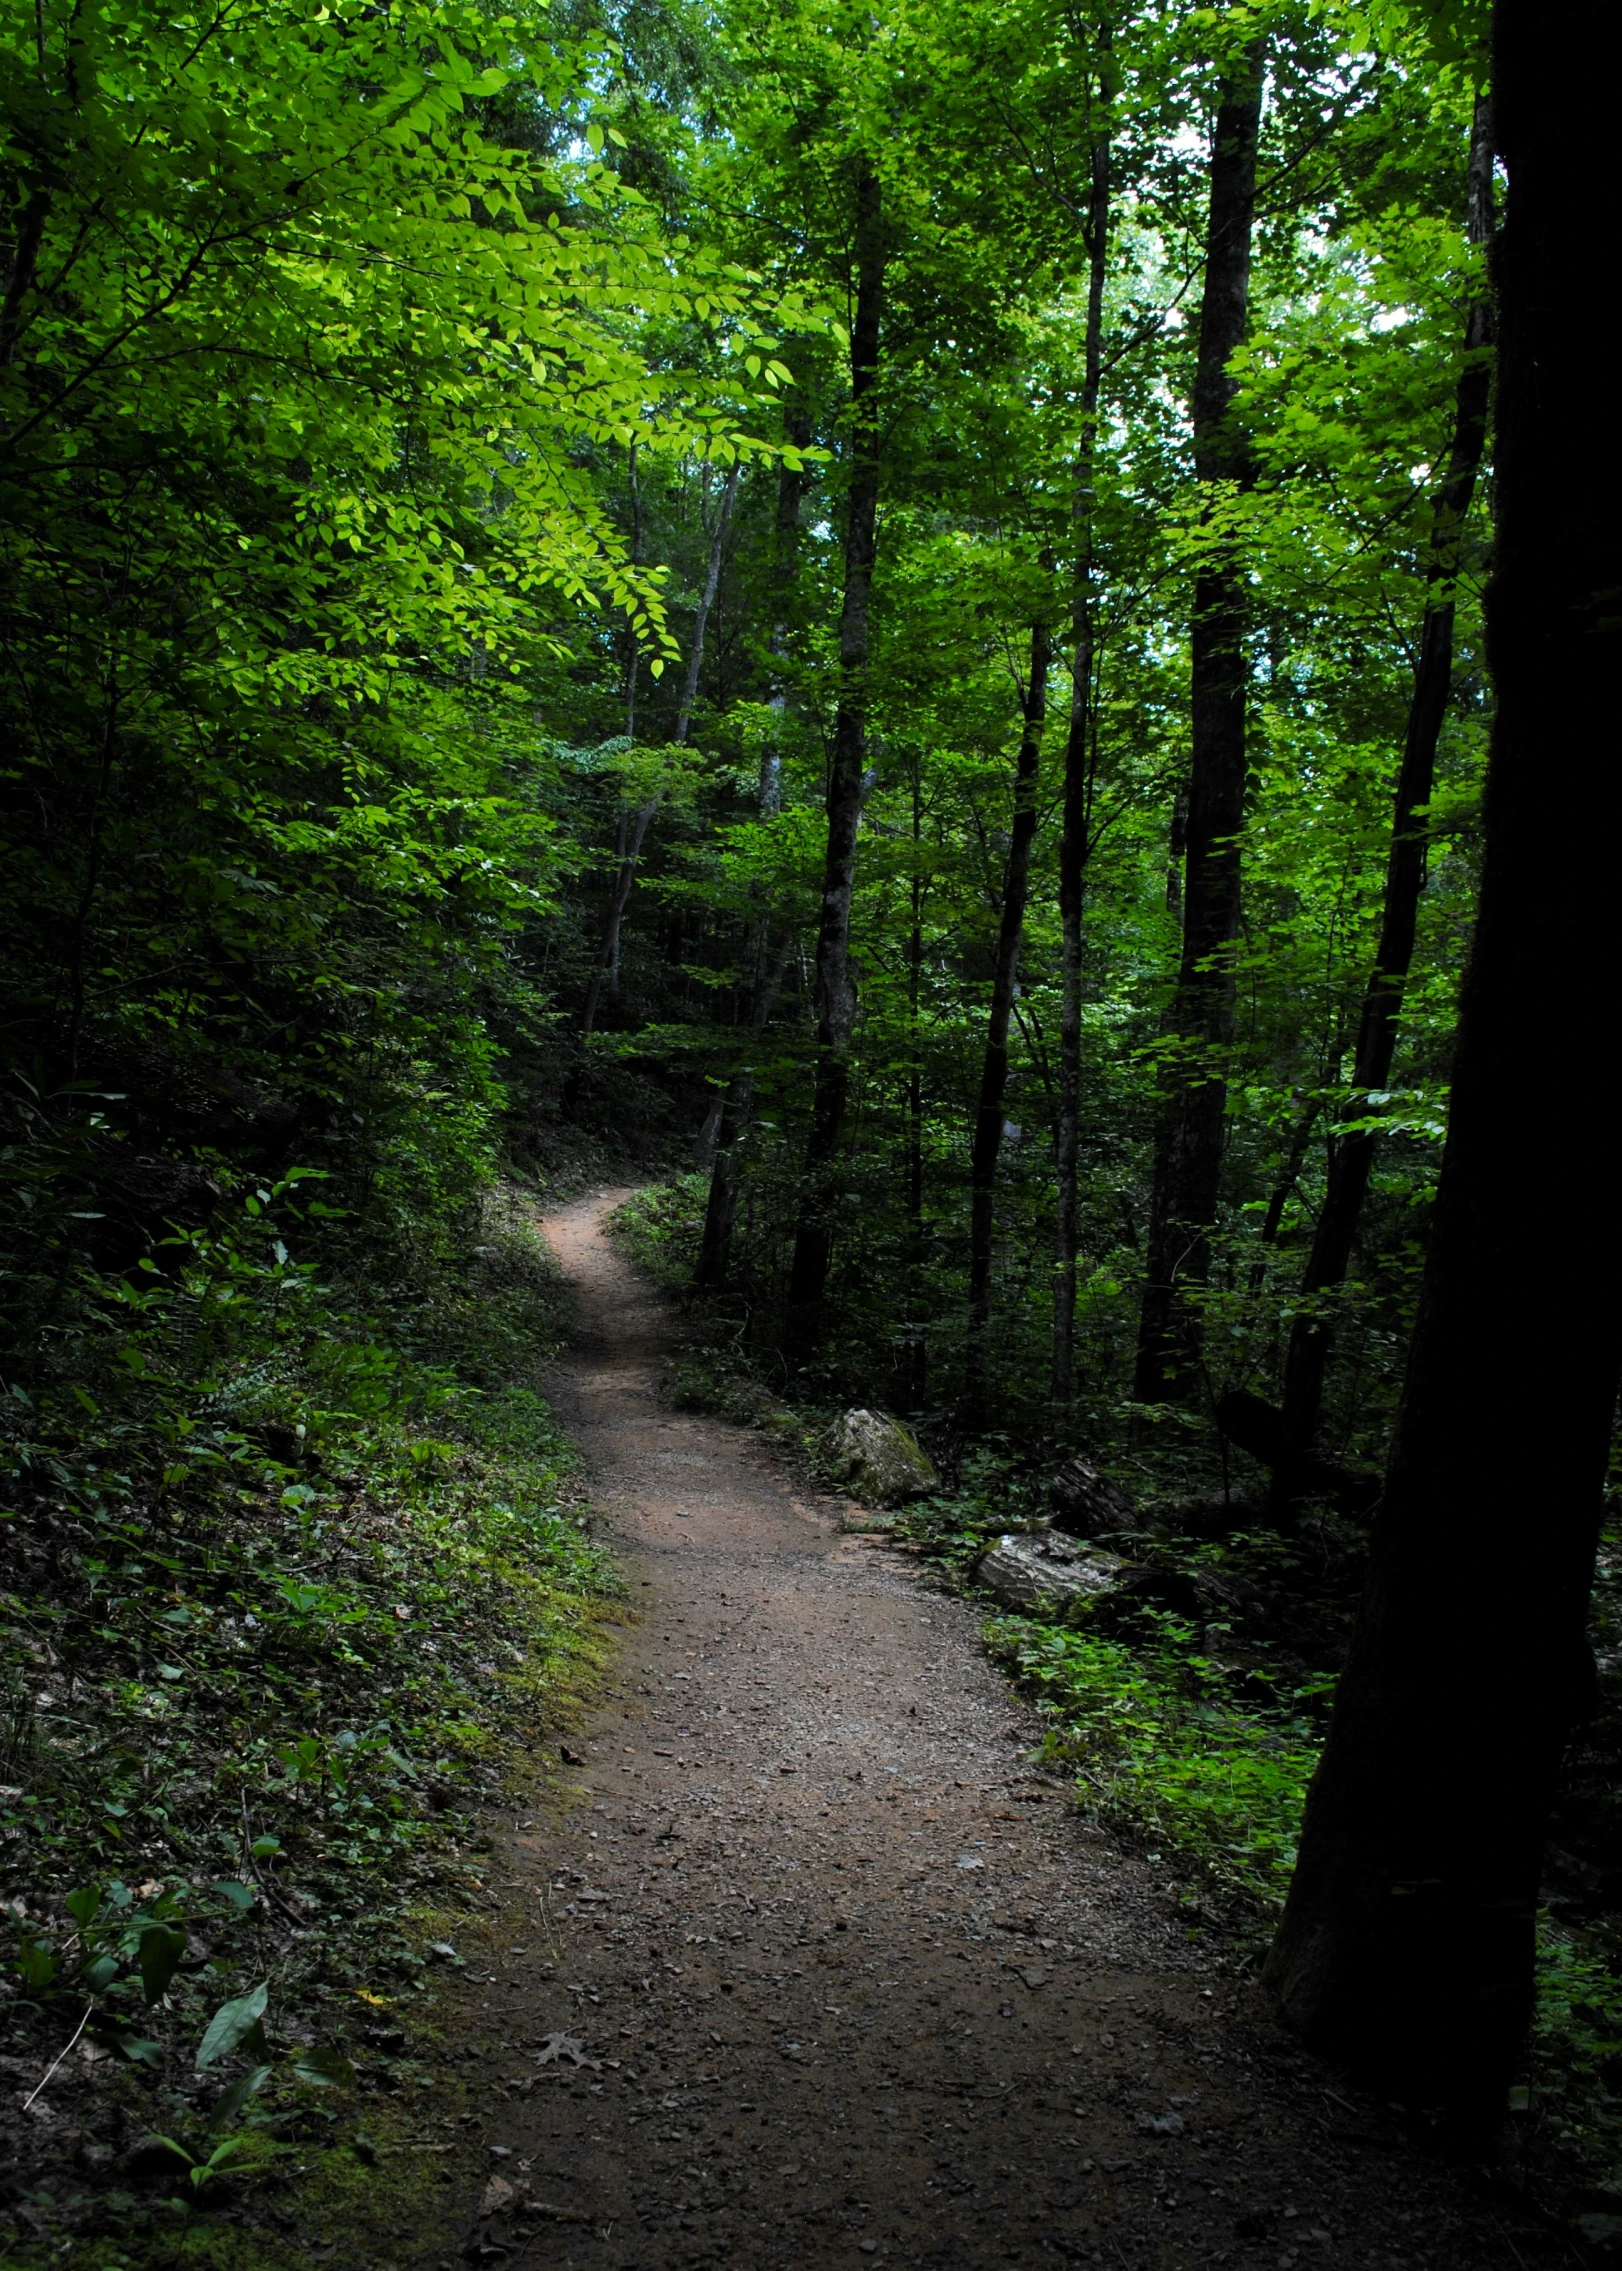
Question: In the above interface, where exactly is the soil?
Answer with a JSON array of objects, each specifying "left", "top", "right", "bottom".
[{"left": 427, "top": 1191, "right": 1566, "bottom": 2271}]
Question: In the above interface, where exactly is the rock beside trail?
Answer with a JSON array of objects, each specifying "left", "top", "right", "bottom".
[
  {"left": 1048, "top": 1454, "right": 1138, "bottom": 1537},
  {"left": 821, "top": 1408, "right": 939, "bottom": 1505},
  {"left": 975, "top": 1530, "right": 1132, "bottom": 1614}
]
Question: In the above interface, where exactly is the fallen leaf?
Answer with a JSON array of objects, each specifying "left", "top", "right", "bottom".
[
  {"left": 536, "top": 2032, "right": 601, "bottom": 2072},
  {"left": 480, "top": 2176, "right": 515, "bottom": 2216}
]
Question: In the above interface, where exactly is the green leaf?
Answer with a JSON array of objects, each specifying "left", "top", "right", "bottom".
[
  {"left": 209, "top": 2063, "right": 273, "bottom": 2129},
  {"left": 293, "top": 2043, "right": 356, "bottom": 2089},
  {"left": 196, "top": 1981, "right": 270, "bottom": 2070},
  {"left": 16, "top": 1939, "right": 57, "bottom": 1992},
  {"left": 64, "top": 1886, "right": 104, "bottom": 1934},
  {"left": 139, "top": 1923, "right": 188, "bottom": 2005}
]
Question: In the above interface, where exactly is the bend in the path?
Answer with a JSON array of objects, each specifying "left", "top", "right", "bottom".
[{"left": 427, "top": 1189, "right": 1556, "bottom": 2271}]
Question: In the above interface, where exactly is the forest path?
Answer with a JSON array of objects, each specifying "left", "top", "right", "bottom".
[{"left": 434, "top": 1190, "right": 1546, "bottom": 2271}]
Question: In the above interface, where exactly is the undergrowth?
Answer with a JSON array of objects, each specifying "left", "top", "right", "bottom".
[
  {"left": 988, "top": 1611, "right": 1318, "bottom": 1917},
  {"left": 0, "top": 1174, "right": 622, "bottom": 2265},
  {"left": 606, "top": 1174, "right": 709, "bottom": 1293}
]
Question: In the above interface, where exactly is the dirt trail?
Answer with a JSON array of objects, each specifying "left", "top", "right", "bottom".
[{"left": 434, "top": 1191, "right": 1552, "bottom": 2271}]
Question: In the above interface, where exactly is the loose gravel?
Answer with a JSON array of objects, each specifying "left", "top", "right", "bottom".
[{"left": 427, "top": 1191, "right": 1562, "bottom": 2271}]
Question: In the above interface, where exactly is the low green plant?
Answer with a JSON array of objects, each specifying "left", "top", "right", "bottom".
[
  {"left": 0, "top": 1175, "right": 620, "bottom": 2261},
  {"left": 608, "top": 1177, "right": 710, "bottom": 1289},
  {"left": 987, "top": 1611, "right": 1321, "bottom": 1915}
]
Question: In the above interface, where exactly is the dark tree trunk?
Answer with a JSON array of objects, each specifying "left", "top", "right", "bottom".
[
  {"left": 965, "top": 621, "right": 1050, "bottom": 1426},
  {"left": 1269, "top": 96, "right": 1495, "bottom": 1492},
  {"left": 0, "top": 189, "right": 51, "bottom": 368},
  {"left": 899, "top": 757, "right": 927, "bottom": 1411},
  {"left": 1264, "top": 18, "right": 1622, "bottom": 2123},
  {"left": 1133, "top": 41, "right": 1265, "bottom": 1402},
  {"left": 579, "top": 461, "right": 738, "bottom": 1043},
  {"left": 692, "top": 437, "right": 812, "bottom": 1288},
  {"left": 1050, "top": 108, "right": 1111, "bottom": 1415},
  {"left": 783, "top": 159, "right": 886, "bottom": 1364},
  {"left": 694, "top": 933, "right": 794, "bottom": 1292}
]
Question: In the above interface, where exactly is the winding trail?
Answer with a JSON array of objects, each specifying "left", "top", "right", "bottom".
[{"left": 436, "top": 1191, "right": 1552, "bottom": 2271}]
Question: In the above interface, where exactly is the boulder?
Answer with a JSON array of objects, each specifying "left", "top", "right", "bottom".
[
  {"left": 1048, "top": 1454, "right": 1138, "bottom": 1537},
  {"left": 974, "top": 1531, "right": 1132, "bottom": 1614},
  {"left": 820, "top": 1408, "right": 939, "bottom": 1505}
]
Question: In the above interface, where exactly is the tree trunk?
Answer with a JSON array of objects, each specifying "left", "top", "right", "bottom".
[
  {"left": 675, "top": 460, "right": 740, "bottom": 745},
  {"left": 693, "top": 437, "right": 812, "bottom": 1291},
  {"left": 966, "top": 620, "right": 1050, "bottom": 1426},
  {"left": 579, "top": 461, "right": 738, "bottom": 1044},
  {"left": 1132, "top": 40, "right": 1265, "bottom": 1402},
  {"left": 694, "top": 933, "right": 795, "bottom": 1292},
  {"left": 1050, "top": 107, "right": 1111, "bottom": 1416},
  {"left": 782, "top": 158, "right": 886, "bottom": 1365},
  {"left": 1268, "top": 96, "right": 1495, "bottom": 1491},
  {"left": 1263, "top": 19, "right": 1622, "bottom": 2123},
  {"left": 899, "top": 755, "right": 927, "bottom": 1410}
]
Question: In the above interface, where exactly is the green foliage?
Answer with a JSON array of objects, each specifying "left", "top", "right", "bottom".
[
  {"left": 990, "top": 1612, "right": 1319, "bottom": 1915},
  {"left": 0, "top": 1175, "right": 621, "bottom": 2259},
  {"left": 608, "top": 1175, "right": 711, "bottom": 1288},
  {"left": 0, "top": 0, "right": 1612, "bottom": 2243}
]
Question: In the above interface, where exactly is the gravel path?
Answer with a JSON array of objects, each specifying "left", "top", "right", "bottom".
[{"left": 434, "top": 1191, "right": 1558, "bottom": 2271}]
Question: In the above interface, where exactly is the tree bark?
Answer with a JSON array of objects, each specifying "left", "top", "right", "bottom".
[
  {"left": 899, "top": 754, "right": 927, "bottom": 1410},
  {"left": 693, "top": 933, "right": 795, "bottom": 1292},
  {"left": 579, "top": 460, "right": 738, "bottom": 1043},
  {"left": 782, "top": 158, "right": 886, "bottom": 1364},
  {"left": 1050, "top": 107, "right": 1111, "bottom": 1416},
  {"left": 965, "top": 620, "right": 1050, "bottom": 1426},
  {"left": 693, "top": 436, "right": 812, "bottom": 1290},
  {"left": 1268, "top": 96, "right": 1495, "bottom": 1492},
  {"left": 1132, "top": 40, "right": 1265, "bottom": 1402},
  {"left": 1263, "top": 19, "right": 1622, "bottom": 2123}
]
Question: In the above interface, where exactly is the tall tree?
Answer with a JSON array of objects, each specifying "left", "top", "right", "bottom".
[
  {"left": 579, "top": 460, "right": 740, "bottom": 1041},
  {"left": 1264, "top": 4, "right": 1622, "bottom": 2120},
  {"left": 782, "top": 156, "right": 886, "bottom": 1364},
  {"left": 1255, "top": 94, "right": 1495, "bottom": 1501},
  {"left": 1132, "top": 35, "right": 1265, "bottom": 1400},
  {"left": 965, "top": 615, "right": 1051, "bottom": 1423},
  {"left": 694, "top": 439, "right": 810, "bottom": 1285},
  {"left": 1051, "top": 97, "right": 1113, "bottom": 1414}
]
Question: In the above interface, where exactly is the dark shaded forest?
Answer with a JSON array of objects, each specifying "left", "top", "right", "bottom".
[{"left": 1, "top": 0, "right": 1618, "bottom": 2256}]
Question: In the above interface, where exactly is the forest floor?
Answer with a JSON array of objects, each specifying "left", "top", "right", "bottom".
[{"left": 419, "top": 1189, "right": 1571, "bottom": 2271}]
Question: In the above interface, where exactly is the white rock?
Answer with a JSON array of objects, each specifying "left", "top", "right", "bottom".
[
  {"left": 974, "top": 1531, "right": 1131, "bottom": 1613},
  {"left": 819, "top": 1408, "right": 939, "bottom": 1505}
]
